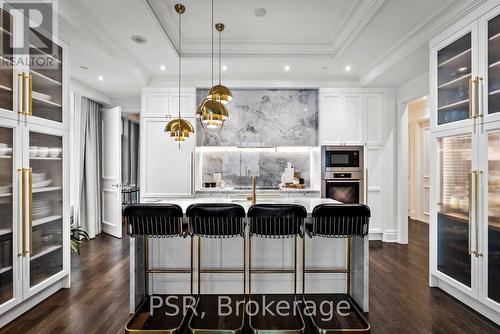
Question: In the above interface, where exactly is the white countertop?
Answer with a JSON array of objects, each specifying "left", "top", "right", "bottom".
[
  {"left": 196, "top": 188, "right": 320, "bottom": 193},
  {"left": 156, "top": 197, "right": 340, "bottom": 214}
]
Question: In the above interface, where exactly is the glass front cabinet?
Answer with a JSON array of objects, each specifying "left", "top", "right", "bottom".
[
  {"left": 0, "top": 4, "right": 69, "bottom": 321},
  {"left": 430, "top": 2, "right": 500, "bottom": 322}
]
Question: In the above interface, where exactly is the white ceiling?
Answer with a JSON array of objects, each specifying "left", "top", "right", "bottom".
[{"left": 57, "top": 0, "right": 485, "bottom": 100}]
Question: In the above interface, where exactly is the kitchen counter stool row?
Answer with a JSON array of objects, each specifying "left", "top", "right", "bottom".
[{"left": 124, "top": 202, "right": 371, "bottom": 334}]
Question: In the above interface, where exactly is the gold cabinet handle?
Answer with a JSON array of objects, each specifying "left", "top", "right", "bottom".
[
  {"left": 477, "top": 76, "right": 483, "bottom": 119},
  {"left": 28, "top": 74, "right": 32, "bottom": 116},
  {"left": 17, "top": 74, "right": 24, "bottom": 115},
  {"left": 475, "top": 170, "right": 483, "bottom": 257},
  {"left": 28, "top": 167, "right": 33, "bottom": 255},
  {"left": 468, "top": 171, "right": 473, "bottom": 255},
  {"left": 475, "top": 76, "right": 481, "bottom": 120},
  {"left": 468, "top": 78, "right": 474, "bottom": 119},
  {"left": 18, "top": 168, "right": 26, "bottom": 256},
  {"left": 23, "top": 73, "right": 31, "bottom": 117}
]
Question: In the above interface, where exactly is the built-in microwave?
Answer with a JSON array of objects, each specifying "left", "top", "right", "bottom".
[{"left": 321, "top": 146, "right": 364, "bottom": 172}]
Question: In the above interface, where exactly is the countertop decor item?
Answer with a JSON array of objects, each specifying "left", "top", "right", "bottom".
[{"left": 165, "top": 4, "right": 194, "bottom": 145}]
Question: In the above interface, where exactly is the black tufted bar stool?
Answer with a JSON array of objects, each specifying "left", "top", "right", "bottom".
[
  {"left": 247, "top": 204, "right": 308, "bottom": 334},
  {"left": 301, "top": 204, "right": 371, "bottom": 333},
  {"left": 123, "top": 203, "right": 195, "bottom": 334},
  {"left": 186, "top": 203, "right": 246, "bottom": 333}
]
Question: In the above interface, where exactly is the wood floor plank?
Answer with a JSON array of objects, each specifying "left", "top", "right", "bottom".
[{"left": 1, "top": 221, "right": 498, "bottom": 333}]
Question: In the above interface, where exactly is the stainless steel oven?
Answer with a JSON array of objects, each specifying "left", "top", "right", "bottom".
[{"left": 321, "top": 146, "right": 365, "bottom": 204}]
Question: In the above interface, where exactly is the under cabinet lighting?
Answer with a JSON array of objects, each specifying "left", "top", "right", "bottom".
[
  {"left": 345, "top": 65, "right": 351, "bottom": 72},
  {"left": 284, "top": 65, "right": 290, "bottom": 72},
  {"left": 160, "top": 65, "right": 167, "bottom": 71},
  {"left": 197, "top": 146, "right": 313, "bottom": 153},
  {"left": 222, "top": 65, "right": 228, "bottom": 72}
]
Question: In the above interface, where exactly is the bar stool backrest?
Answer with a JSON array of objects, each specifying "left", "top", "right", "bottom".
[
  {"left": 311, "top": 204, "right": 370, "bottom": 238},
  {"left": 248, "top": 204, "right": 307, "bottom": 238},
  {"left": 123, "top": 203, "right": 184, "bottom": 238},
  {"left": 186, "top": 203, "right": 246, "bottom": 238}
]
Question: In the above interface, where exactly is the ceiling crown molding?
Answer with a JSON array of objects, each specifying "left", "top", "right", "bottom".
[
  {"left": 58, "top": 0, "right": 150, "bottom": 85},
  {"left": 145, "top": 0, "right": 385, "bottom": 58},
  {"left": 360, "top": 0, "right": 487, "bottom": 86}
]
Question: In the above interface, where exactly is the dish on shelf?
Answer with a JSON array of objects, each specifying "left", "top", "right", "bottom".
[
  {"left": 37, "top": 147, "right": 49, "bottom": 158},
  {"left": 32, "top": 91, "right": 52, "bottom": 102},
  {"left": 32, "top": 179, "right": 52, "bottom": 189},
  {"left": 30, "top": 146, "right": 38, "bottom": 157},
  {"left": 48, "top": 147, "right": 62, "bottom": 158},
  {"left": 32, "top": 172, "right": 46, "bottom": 183},
  {"left": 0, "top": 143, "right": 12, "bottom": 156},
  {"left": 0, "top": 185, "right": 11, "bottom": 195}
]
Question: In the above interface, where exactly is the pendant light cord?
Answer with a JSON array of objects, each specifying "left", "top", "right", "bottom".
[
  {"left": 211, "top": 0, "right": 214, "bottom": 87},
  {"left": 178, "top": 8, "right": 181, "bottom": 122},
  {"left": 218, "top": 29, "right": 221, "bottom": 85}
]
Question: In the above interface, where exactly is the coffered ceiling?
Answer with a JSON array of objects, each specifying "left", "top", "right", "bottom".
[{"left": 57, "top": 0, "right": 486, "bottom": 99}]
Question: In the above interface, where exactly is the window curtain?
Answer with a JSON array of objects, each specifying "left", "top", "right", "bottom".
[
  {"left": 122, "top": 118, "right": 139, "bottom": 186},
  {"left": 79, "top": 97, "right": 102, "bottom": 239}
]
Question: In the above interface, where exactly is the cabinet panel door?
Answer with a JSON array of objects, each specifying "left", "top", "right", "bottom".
[
  {"left": 143, "top": 94, "right": 169, "bottom": 118},
  {"left": 431, "top": 22, "right": 478, "bottom": 131},
  {"left": 344, "top": 95, "right": 364, "bottom": 144},
  {"left": 365, "top": 146, "right": 384, "bottom": 234},
  {"left": 168, "top": 92, "right": 195, "bottom": 118},
  {"left": 0, "top": 120, "right": 22, "bottom": 314},
  {"left": 478, "top": 123, "right": 500, "bottom": 312},
  {"left": 432, "top": 130, "right": 478, "bottom": 296},
  {"left": 365, "top": 94, "right": 383, "bottom": 145},
  {"left": 480, "top": 6, "right": 500, "bottom": 123},
  {"left": 319, "top": 94, "right": 343, "bottom": 144},
  {"left": 23, "top": 125, "right": 68, "bottom": 298},
  {"left": 141, "top": 118, "right": 194, "bottom": 198}
]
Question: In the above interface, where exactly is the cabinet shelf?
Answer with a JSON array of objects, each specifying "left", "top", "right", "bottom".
[
  {"left": 0, "top": 266, "right": 12, "bottom": 275},
  {"left": 489, "top": 88, "right": 500, "bottom": 96},
  {"left": 438, "top": 48, "right": 471, "bottom": 67},
  {"left": 0, "top": 84, "right": 12, "bottom": 92},
  {"left": 0, "top": 155, "right": 12, "bottom": 159},
  {"left": 32, "top": 95, "right": 62, "bottom": 108},
  {"left": 0, "top": 26, "right": 11, "bottom": 36},
  {"left": 29, "top": 44, "right": 61, "bottom": 65},
  {"left": 0, "top": 228, "right": 12, "bottom": 236},
  {"left": 31, "top": 70, "right": 62, "bottom": 87},
  {"left": 438, "top": 99, "right": 469, "bottom": 111},
  {"left": 438, "top": 73, "right": 471, "bottom": 89},
  {"left": 30, "top": 157, "right": 62, "bottom": 161},
  {"left": 30, "top": 245, "right": 62, "bottom": 261},
  {"left": 33, "top": 215, "right": 62, "bottom": 227},
  {"left": 490, "top": 32, "right": 500, "bottom": 41},
  {"left": 0, "top": 192, "right": 12, "bottom": 198},
  {"left": 32, "top": 186, "right": 61, "bottom": 194}
]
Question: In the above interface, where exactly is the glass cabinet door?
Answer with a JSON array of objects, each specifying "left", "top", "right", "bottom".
[
  {"left": 437, "top": 134, "right": 473, "bottom": 287},
  {"left": 28, "top": 29, "right": 63, "bottom": 124},
  {"left": 437, "top": 33, "right": 473, "bottom": 125},
  {"left": 0, "top": 8, "right": 14, "bottom": 116},
  {"left": 27, "top": 131, "right": 63, "bottom": 288},
  {"left": 487, "top": 13, "right": 500, "bottom": 117},
  {"left": 487, "top": 131, "right": 500, "bottom": 304},
  {"left": 0, "top": 126, "right": 14, "bottom": 306}
]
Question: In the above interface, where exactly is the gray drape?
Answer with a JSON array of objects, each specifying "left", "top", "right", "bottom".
[
  {"left": 122, "top": 118, "right": 139, "bottom": 186},
  {"left": 79, "top": 97, "right": 102, "bottom": 239}
]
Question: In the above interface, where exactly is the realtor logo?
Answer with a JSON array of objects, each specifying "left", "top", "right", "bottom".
[{"left": 0, "top": 0, "right": 59, "bottom": 69}]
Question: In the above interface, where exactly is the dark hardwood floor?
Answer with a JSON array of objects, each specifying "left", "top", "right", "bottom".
[{"left": 1, "top": 221, "right": 499, "bottom": 333}]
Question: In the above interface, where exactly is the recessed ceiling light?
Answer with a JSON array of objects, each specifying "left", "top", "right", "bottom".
[
  {"left": 222, "top": 65, "right": 228, "bottom": 72},
  {"left": 423, "top": 96, "right": 428, "bottom": 100},
  {"left": 284, "top": 65, "right": 291, "bottom": 72},
  {"left": 254, "top": 8, "right": 267, "bottom": 17},
  {"left": 80, "top": 65, "right": 88, "bottom": 70},
  {"left": 160, "top": 65, "right": 167, "bottom": 71},
  {"left": 345, "top": 65, "right": 351, "bottom": 72},
  {"left": 131, "top": 35, "right": 148, "bottom": 44},
  {"left": 321, "top": 66, "right": 328, "bottom": 70},
  {"left": 98, "top": 75, "right": 104, "bottom": 81}
]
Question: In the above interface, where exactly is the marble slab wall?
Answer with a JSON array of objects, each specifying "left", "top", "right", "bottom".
[
  {"left": 201, "top": 151, "right": 310, "bottom": 188},
  {"left": 196, "top": 89, "right": 318, "bottom": 146}
]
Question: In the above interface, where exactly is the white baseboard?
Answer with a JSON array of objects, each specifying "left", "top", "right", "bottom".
[
  {"left": 0, "top": 280, "right": 64, "bottom": 328},
  {"left": 383, "top": 230, "right": 398, "bottom": 243}
]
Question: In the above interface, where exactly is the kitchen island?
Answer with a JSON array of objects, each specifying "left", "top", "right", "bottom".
[{"left": 129, "top": 197, "right": 369, "bottom": 313}]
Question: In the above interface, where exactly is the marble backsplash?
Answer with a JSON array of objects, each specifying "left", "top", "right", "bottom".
[
  {"left": 196, "top": 89, "right": 318, "bottom": 146},
  {"left": 201, "top": 151, "right": 310, "bottom": 189}
]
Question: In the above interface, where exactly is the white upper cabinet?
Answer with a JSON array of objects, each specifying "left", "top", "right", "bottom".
[
  {"left": 140, "top": 118, "right": 195, "bottom": 199},
  {"left": 141, "top": 88, "right": 196, "bottom": 118},
  {"left": 319, "top": 90, "right": 386, "bottom": 146}
]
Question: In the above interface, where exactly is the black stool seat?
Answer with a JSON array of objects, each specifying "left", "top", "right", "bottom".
[
  {"left": 123, "top": 203, "right": 184, "bottom": 237},
  {"left": 248, "top": 204, "right": 307, "bottom": 238},
  {"left": 186, "top": 203, "right": 245, "bottom": 238},
  {"left": 308, "top": 204, "right": 370, "bottom": 238}
]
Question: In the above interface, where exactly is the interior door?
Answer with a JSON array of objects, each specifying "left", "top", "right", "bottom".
[
  {"left": 0, "top": 119, "right": 22, "bottom": 314},
  {"left": 432, "top": 128, "right": 479, "bottom": 297},
  {"left": 101, "top": 107, "right": 122, "bottom": 238}
]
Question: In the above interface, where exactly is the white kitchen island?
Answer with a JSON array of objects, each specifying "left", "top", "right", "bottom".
[{"left": 129, "top": 197, "right": 369, "bottom": 313}]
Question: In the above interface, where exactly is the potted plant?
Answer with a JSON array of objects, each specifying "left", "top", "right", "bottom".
[{"left": 70, "top": 225, "right": 90, "bottom": 255}]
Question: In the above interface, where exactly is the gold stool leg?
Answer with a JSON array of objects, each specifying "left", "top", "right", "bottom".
[
  {"left": 249, "top": 235, "right": 252, "bottom": 296},
  {"left": 347, "top": 237, "right": 352, "bottom": 295},
  {"left": 294, "top": 235, "right": 297, "bottom": 295},
  {"left": 144, "top": 237, "right": 149, "bottom": 297},
  {"left": 198, "top": 236, "right": 201, "bottom": 295},
  {"left": 243, "top": 235, "right": 247, "bottom": 296},
  {"left": 190, "top": 237, "right": 194, "bottom": 295},
  {"left": 302, "top": 235, "right": 305, "bottom": 298}
]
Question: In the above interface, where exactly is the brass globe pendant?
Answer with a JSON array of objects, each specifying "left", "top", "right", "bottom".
[
  {"left": 196, "top": 98, "right": 228, "bottom": 132},
  {"left": 167, "top": 3, "right": 194, "bottom": 145}
]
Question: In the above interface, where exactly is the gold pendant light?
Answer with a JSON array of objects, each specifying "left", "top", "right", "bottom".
[
  {"left": 207, "top": 23, "right": 233, "bottom": 104},
  {"left": 165, "top": 4, "right": 194, "bottom": 145},
  {"left": 196, "top": 0, "right": 228, "bottom": 133}
]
